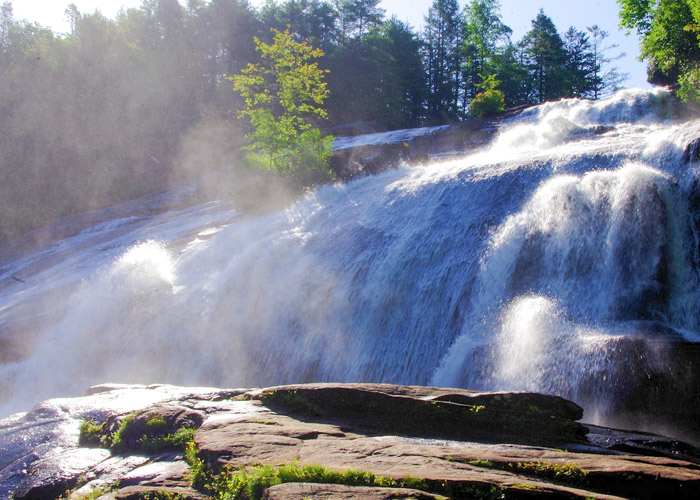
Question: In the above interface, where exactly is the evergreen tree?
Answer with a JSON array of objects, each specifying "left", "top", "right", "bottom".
[
  {"left": 381, "top": 17, "right": 427, "bottom": 127},
  {"left": 423, "top": 0, "right": 462, "bottom": 121},
  {"left": 332, "top": 0, "right": 383, "bottom": 42},
  {"left": 462, "top": 0, "right": 511, "bottom": 105},
  {"left": 563, "top": 27, "right": 595, "bottom": 98},
  {"left": 520, "top": 10, "right": 568, "bottom": 103},
  {"left": 492, "top": 41, "right": 530, "bottom": 107},
  {"left": 259, "top": 0, "right": 337, "bottom": 48}
]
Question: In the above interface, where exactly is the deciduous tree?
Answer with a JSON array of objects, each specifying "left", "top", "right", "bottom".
[{"left": 233, "top": 28, "right": 334, "bottom": 186}]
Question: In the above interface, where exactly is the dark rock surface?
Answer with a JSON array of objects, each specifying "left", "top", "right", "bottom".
[
  {"left": 684, "top": 137, "right": 700, "bottom": 163},
  {"left": 329, "top": 121, "right": 497, "bottom": 180},
  {"left": 3, "top": 383, "right": 700, "bottom": 499}
]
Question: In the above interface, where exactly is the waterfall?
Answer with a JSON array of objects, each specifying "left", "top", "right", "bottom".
[{"left": 1, "top": 88, "right": 698, "bottom": 433}]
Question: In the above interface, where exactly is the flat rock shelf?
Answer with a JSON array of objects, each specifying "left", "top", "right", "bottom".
[{"left": 3, "top": 383, "right": 700, "bottom": 499}]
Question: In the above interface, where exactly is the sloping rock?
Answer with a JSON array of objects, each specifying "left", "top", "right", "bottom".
[
  {"left": 4, "top": 383, "right": 700, "bottom": 500},
  {"left": 329, "top": 121, "right": 497, "bottom": 180},
  {"left": 246, "top": 384, "right": 587, "bottom": 445},
  {"left": 264, "top": 482, "right": 448, "bottom": 499},
  {"left": 683, "top": 137, "right": 700, "bottom": 163}
]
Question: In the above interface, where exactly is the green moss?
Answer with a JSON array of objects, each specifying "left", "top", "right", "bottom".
[
  {"left": 60, "top": 486, "right": 111, "bottom": 500},
  {"left": 509, "top": 461, "right": 588, "bottom": 484},
  {"left": 145, "top": 416, "right": 167, "bottom": 431},
  {"left": 79, "top": 412, "right": 198, "bottom": 455},
  {"left": 255, "top": 390, "right": 319, "bottom": 415},
  {"left": 133, "top": 491, "right": 189, "bottom": 499},
  {"left": 109, "top": 414, "right": 135, "bottom": 451},
  {"left": 510, "top": 483, "right": 544, "bottom": 492},
  {"left": 199, "top": 461, "right": 431, "bottom": 499},
  {"left": 467, "top": 459, "right": 495, "bottom": 468},
  {"left": 135, "top": 426, "right": 197, "bottom": 454},
  {"left": 78, "top": 419, "right": 104, "bottom": 447},
  {"left": 183, "top": 455, "right": 504, "bottom": 500}
]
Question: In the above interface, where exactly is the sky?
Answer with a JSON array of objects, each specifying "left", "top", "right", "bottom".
[{"left": 11, "top": 0, "right": 651, "bottom": 89}]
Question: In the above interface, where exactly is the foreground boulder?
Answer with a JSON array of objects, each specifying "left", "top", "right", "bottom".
[{"left": 2, "top": 383, "right": 699, "bottom": 499}]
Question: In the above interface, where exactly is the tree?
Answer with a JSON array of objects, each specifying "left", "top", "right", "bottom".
[
  {"left": 64, "top": 3, "right": 81, "bottom": 36},
  {"left": 462, "top": 0, "right": 511, "bottom": 105},
  {"left": 492, "top": 42, "right": 530, "bottom": 107},
  {"left": 1, "top": 1, "right": 12, "bottom": 48},
  {"left": 562, "top": 27, "right": 595, "bottom": 98},
  {"left": 587, "top": 25, "right": 627, "bottom": 99},
  {"left": 381, "top": 17, "right": 427, "bottom": 127},
  {"left": 423, "top": 0, "right": 462, "bottom": 121},
  {"left": 469, "top": 73, "right": 505, "bottom": 118},
  {"left": 233, "top": 28, "right": 334, "bottom": 186},
  {"left": 333, "top": 0, "right": 384, "bottom": 42},
  {"left": 618, "top": 0, "right": 700, "bottom": 102},
  {"left": 520, "top": 10, "right": 568, "bottom": 103}
]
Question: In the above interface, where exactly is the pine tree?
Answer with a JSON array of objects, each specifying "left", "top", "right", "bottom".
[
  {"left": 520, "top": 10, "right": 568, "bottom": 103},
  {"left": 563, "top": 27, "right": 595, "bottom": 98},
  {"left": 423, "top": 0, "right": 462, "bottom": 121}
]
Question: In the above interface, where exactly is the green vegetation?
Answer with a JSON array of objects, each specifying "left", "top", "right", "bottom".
[
  {"left": 618, "top": 0, "right": 700, "bottom": 103},
  {"left": 208, "top": 462, "right": 426, "bottom": 499},
  {"left": 131, "top": 491, "right": 189, "bottom": 500},
  {"left": 461, "top": 457, "right": 588, "bottom": 486},
  {"left": 509, "top": 461, "right": 588, "bottom": 484},
  {"left": 0, "top": 0, "right": 632, "bottom": 244},
  {"left": 78, "top": 412, "right": 197, "bottom": 454},
  {"left": 78, "top": 419, "right": 104, "bottom": 447},
  {"left": 183, "top": 456, "right": 503, "bottom": 500},
  {"left": 60, "top": 486, "right": 111, "bottom": 500},
  {"left": 256, "top": 389, "right": 320, "bottom": 415},
  {"left": 469, "top": 74, "right": 506, "bottom": 118},
  {"left": 232, "top": 28, "right": 334, "bottom": 187},
  {"left": 251, "top": 388, "right": 584, "bottom": 444}
]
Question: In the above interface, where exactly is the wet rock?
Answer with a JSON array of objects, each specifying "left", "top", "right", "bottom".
[
  {"left": 112, "top": 485, "right": 209, "bottom": 499},
  {"left": 4, "top": 383, "right": 700, "bottom": 500},
  {"left": 683, "top": 138, "right": 700, "bottom": 163},
  {"left": 247, "top": 383, "right": 587, "bottom": 445},
  {"left": 13, "top": 448, "right": 110, "bottom": 499},
  {"left": 107, "top": 404, "right": 205, "bottom": 450},
  {"left": 264, "top": 482, "right": 448, "bottom": 499},
  {"left": 330, "top": 121, "right": 498, "bottom": 180}
]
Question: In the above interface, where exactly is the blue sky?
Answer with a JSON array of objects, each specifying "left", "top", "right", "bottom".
[{"left": 13, "top": 0, "right": 650, "bottom": 89}]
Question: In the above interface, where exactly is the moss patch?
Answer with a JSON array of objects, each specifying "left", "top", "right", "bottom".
[
  {"left": 251, "top": 387, "right": 586, "bottom": 445},
  {"left": 78, "top": 412, "right": 198, "bottom": 454}
]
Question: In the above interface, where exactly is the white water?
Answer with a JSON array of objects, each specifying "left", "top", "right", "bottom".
[{"left": 1, "top": 88, "right": 699, "bottom": 428}]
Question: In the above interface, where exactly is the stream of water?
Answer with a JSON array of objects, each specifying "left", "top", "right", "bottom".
[{"left": 1, "top": 88, "right": 698, "bottom": 434}]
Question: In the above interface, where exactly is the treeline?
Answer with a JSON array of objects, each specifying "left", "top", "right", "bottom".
[{"left": 0, "top": 0, "right": 624, "bottom": 245}]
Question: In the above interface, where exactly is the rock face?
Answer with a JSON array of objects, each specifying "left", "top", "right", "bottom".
[
  {"left": 329, "top": 121, "right": 497, "bottom": 179},
  {"left": 3, "top": 383, "right": 700, "bottom": 499},
  {"left": 683, "top": 137, "right": 700, "bottom": 163}
]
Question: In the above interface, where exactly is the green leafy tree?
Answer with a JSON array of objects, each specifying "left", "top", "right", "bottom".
[
  {"left": 233, "top": 28, "right": 334, "bottom": 186},
  {"left": 462, "top": 0, "right": 511, "bottom": 105},
  {"left": 469, "top": 73, "right": 505, "bottom": 118},
  {"left": 618, "top": 0, "right": 700, "bottom": 102}
]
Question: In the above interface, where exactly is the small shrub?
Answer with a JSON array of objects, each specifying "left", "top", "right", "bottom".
[
  {"left": 469, "top": 74, "right": 506, "bottom": 119},
  {"left": 510, "top": 461, "right": 588, "bottom": 484},
  {"left": 78, "top": 419, "right": 104, "bottom": 447}
]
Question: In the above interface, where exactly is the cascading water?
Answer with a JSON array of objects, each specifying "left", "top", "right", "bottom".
[{"left": 1, "top": 88, "right": 699, "bottom": 437}]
